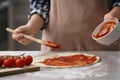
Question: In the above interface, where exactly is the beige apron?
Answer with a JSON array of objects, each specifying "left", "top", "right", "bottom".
[{"left": 41, "top": 0, "right": 120, "bottom": 51}]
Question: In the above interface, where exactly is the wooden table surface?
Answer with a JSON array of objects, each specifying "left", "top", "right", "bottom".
[{"left": 0, "top": 51, "right": 120, "bottom": 80}]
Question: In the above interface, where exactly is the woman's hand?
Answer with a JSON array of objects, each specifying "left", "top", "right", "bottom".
[
  {"left": 104, "top": 6, "right": 120, "bottom": 20},
  {"left": 12, "top": 14, "right": 44, "bottom": 45},
  {"left": 104, "top": 12, "right": 115, "bottom": 20},
  {"left": 12, "top": 25, "right": 36, "bottom": 45}
]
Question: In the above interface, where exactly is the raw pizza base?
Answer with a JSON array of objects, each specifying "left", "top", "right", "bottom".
[{"left": 33, "top": 52, "right": 100, "bottom": 68}]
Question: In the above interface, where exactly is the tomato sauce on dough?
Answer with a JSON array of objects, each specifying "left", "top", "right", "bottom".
[{"left": 40, "top": 54, "right": 97, "bottom": 66}]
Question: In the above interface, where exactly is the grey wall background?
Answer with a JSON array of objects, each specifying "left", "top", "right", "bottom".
[
  {"left": 0, "top": 0, "right": 42, "bottom": 51},
  {"left": 0, "top": 0, "right": 8, "bottom": 50}
]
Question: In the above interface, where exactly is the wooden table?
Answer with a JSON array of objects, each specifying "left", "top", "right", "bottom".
[{"left": 0, "top": 51, "right": 120, "bottom": 80}]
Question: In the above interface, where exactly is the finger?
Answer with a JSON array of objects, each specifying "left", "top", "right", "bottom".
[
  {"left": 104, "top": 13, "right": 114, "bottom": 20},
  {"left": 106, "top": 17, "right": 114, "bottom": 20},
  {"left": 12, "top": 33, "right": 24, "bottom": 41},
  {"left": 15, "top": 26, "right": 26, "bottom": 34},
  {"left": 18, "top": 38, "right": 32, "bottom": 45},
  {"left": 18, "top": 41, "right": 28, "bottom": 45}
]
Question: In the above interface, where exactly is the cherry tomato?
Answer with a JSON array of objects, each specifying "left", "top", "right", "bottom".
[
  {"left": 1, "top": 56, "right": 5, "bottom": 60},
  {"left": 0, "top": 56, "right": 6, "bottom": 67},
  {"left": 25, "top": 55, "right": 33, "bottom": 66},
  {"left": 4, "top": 58, "right": 14, "bottom": 67},
  {"left": 15, "top": 58, "right": 25, "bottom": 67},
  {"left": 13, "top": 56, "right": 20, "bottom": 62},
  {"left": 0, "top": 58, "right": 3, "bottom": 67}
]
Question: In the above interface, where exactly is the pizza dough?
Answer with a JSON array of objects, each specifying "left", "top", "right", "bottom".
[{"left": 33, "top": 53, "right": 100, "bottom": 68}]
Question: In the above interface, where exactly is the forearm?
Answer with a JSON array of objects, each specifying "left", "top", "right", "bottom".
[
  {"left": 109, "top": 6, "right": 120, "bottom": 19},
  {"left": 27, "top": 14, "right": 44, "bottom": 34}
]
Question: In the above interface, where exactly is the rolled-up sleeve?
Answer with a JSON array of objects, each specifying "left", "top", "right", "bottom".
[
  {"left": 29, "top": 0, "right": 50, "bottom": 29},
  {"left": 113, "top": 0, "right": 120, "bottom": 7}
]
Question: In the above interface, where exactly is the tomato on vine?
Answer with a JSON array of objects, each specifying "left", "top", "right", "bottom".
[
  {"left": 4, "top": 58, "right": 14, "bottom": 68},
  {"left": 25, "top": 55, "right": 33, "bottom": 66},
  {"left": 15, "top": 58, "right": 25, "bottom": 67}
]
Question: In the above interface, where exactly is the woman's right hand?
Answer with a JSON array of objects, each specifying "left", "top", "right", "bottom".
[
  {"left": 12, "top": 14, "right": 44, "bottom": 45},
  {"left": 12, "top": 25, "right": 36, "bottom": 45}
]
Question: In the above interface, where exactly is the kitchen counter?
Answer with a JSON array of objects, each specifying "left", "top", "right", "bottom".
[{"left": 0, "top": 51, "right": 120, "bottom": 80}]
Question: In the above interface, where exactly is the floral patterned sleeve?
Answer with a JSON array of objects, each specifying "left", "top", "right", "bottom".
[
  {"left": 113, "top": 0, "right": 120, "bottom": 7},
  {"left": 29, "top": 0, "right": 50, "bottom": 29}
]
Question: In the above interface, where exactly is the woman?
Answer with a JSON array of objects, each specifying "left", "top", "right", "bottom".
[{"left": 12, "top": 0, "right": 120, "bottom": 51}]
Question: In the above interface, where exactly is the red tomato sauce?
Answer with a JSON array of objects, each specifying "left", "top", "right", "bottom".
[
  {"left": 45, "top": 41, "right": 61, "bottom": 49},
  {"left": 40, "top": 54, "right": 97, "bottom": 66},
  {"left": 94, "top": 21, "right": 116, "bottom": 38}
]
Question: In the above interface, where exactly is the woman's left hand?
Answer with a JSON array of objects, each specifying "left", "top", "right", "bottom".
[
  {"left": 104, "top": 6, "right": 120, "bottom": 20},
  {"left": 104, "top": 12, "right": 115, "bottom": 20}
]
